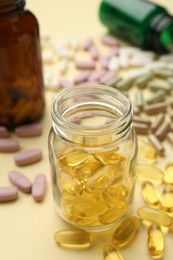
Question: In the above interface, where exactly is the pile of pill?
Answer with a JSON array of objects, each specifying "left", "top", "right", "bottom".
[
  {"left": 54, "top": 162, "right": 173, "bottom": 259},
  {"left": 42, "top": 33, "right": 173, "bottom": 259},
  {"left": 41, "top": 34, "right": 173, "bottom": 159},
  {"left": 57, "top": 148, "right": 130, "bottom": 227},
  {"left": 0, "top": 123, "right": 47, "bottom": 203}
]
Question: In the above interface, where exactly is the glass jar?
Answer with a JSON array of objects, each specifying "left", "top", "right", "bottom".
[
  {"left": 0, "top": 0, "right": 45, "bottom": 128},
  {"left": 48, "top": 84, "right": 137, "bottom": 231}
]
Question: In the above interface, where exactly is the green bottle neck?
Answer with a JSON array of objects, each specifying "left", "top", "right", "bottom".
[{"left": 148, "top": 13, "right": 173, "bottom": 53}]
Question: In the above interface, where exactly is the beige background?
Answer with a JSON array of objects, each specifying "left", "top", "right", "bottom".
[{"left": 0, "top": 1, "right": 173, "bottom": 260}]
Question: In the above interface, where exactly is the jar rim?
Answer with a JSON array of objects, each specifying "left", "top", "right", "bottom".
[{"left": 52, "top": 84, "right": 133, "bottom": 147}]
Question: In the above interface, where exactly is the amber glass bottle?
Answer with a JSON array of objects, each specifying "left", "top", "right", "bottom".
[{"left": 0, "top": 0, "right": 45, "bottom": 128}]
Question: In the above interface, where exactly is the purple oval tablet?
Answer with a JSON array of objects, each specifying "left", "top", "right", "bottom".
[
  {"left": 0, "top": 126, "right": 9, "bottom": 138},
  {"left": 14, "top": 148, "right": 42, "bottom": 166},
  {"left": 14, "top": 123, "right": 43, "bottom": 137},
  {"left": 8, "top": 170, "right": 32, "bottom": 193},
  {"left": 0, "top": 138, "right": 20, "bottom": 152},
  {"left": 32, "top": 174, "right": 47, "bottom": 202},
  {"left": 0, "top": 186, "right": 18, "bottom": 202}
]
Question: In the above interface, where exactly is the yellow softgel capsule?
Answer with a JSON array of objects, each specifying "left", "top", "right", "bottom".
[
  {"left": 137, "top": 207, "right": 172, "bottom": 227},
  {"left": 59, "top": 151, "right": 90, "bottom": 167},
  {"left": 58, "top": 172, "right": 83, "bottom": 196},
  {"left": 138, "top": 138, "right": 158, "bottom": 163},
  {"left": 86, "top": 165, "right": 118, "bottom": 192},
  {"left": 95, "top": 150, "right": 125, "bottom": 165},
  {"left": 148, "top": 224, "right": 164, "bottom": 259},
  {"left": 112, "top": 216, "right": 140, "bottom": 248},
  {"left": 142, "top": 181, "right": 160, "bottom": 208},
  {"left": 164, "top": 163, "right": 173, "bottom": 184},
  {"left": 136, "top": 164, "right": 164, "bottom": 183},
  {"left": 100, "top": 206, "right": 129, "bottom": 224},
  {"left": 54, "top": 228, "right": 93, "bottom": 249},
  {"left": 103, "top": 244, "right": 124, "bottom": 260},
  {"left": 161, "top": 184, "right": 173, "bottom": 213}
]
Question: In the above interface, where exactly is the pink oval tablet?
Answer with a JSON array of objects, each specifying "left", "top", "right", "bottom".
[
  {"left": 60, "top": 79, "right": 74, "bottom": 89},
  {"left": 74, "top": 71, "right": 91, "bottom": 84},
  {"left": 14, "top": 148, "right": 42, "bottom": 166},
  {"left": 8, "top": 170, "right": 32, "bottom": 193},
  {"left": 0, "top": 126, "right": 9, "bottom": 138},
  {"left": 14, "top": 123, "right": 43, "bottom": 137},
  {"left": 32, "top": 174, "right": 47, "bottom": 202},
  {"left": 0, "top": 186, "right": 18, "bottom": 202},
  {"left": 75, "top": 60, "right": 95, "bottom": 70},
  {"left": 0, "top": 138, "right": 20, "bottom": 152},
  {"left": 83, "top": 37, "right": 93, "bottom": 51},
  {"left": 89, "top": 45, "right": 99, "bottom": 60},
  {"left": 101, "top": 35, "right": 117, "bottom": 47}
]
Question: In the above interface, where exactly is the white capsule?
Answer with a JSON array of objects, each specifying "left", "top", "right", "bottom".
[
  {"left": 118, "top": 46, "right": 141, "bottom": 57},
  {"left": 42, "top": 52, "right": 54, "bottom": 64},
  {"left": 58, "top": 60, "right": 68, "bottom": 74},
  {"left": 108, "top": 57, "right": 119, "bottom": 71},
  {"left": 144, "top": 61, "right": 167, "bottom": 71},
  {"left": 130, "top": 54, "right": 153, "bottom": 66},
  {"left": 118, "top": 55, "right": 130, "bottom": 68}
]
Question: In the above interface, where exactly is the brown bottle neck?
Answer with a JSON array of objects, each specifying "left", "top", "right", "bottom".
[{"left": 0, "top": 0, "right": 25, "bottom": 14}]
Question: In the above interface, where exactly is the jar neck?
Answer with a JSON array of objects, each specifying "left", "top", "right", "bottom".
[
  {"left": 52, "top": 85, "right": 133, "bottom": 150},
  {"left": 0, "top": 0, "right": 25, "bottom": 15},
  {"left": 148, "top": 12, "right": 173, "bottom": 53}
]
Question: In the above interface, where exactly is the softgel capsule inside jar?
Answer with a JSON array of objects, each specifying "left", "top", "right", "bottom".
[{"left": 48, "top": 84, "right": 137, "bottom": 231}]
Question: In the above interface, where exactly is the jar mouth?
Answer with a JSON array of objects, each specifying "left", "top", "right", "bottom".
[{"left": 52, "top": 84, "right": 132, "bottom": 147}]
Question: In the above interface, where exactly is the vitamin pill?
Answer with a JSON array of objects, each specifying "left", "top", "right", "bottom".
[
  {"left": 136, "top": 164, "right": 163, "bottom": 183},
  {"left": 130, "top": 54, "right": 153, "bottom": 66},
  {"left": 101, "top": 35, "right": 117, "bottom": 46},
  {"left": 8, "top": 170, "right": 32, "bottom": 193},
  {"left": 74, "top": 71, "right": 91, "bottom": 85},
  {"left": 146, "top": 90, "right": 166, "bottom": 104},
  {"left": 0, "top": 186, "right": 18, "bottom": 202},
  {"left": 155, "top": 120, "right": 170, "bottom": 141},
  {"left": 153, "top": 68, "right": 173, "bottom": 78},
  {"left": 148, "top": 224, "right": 164, "bottom": 259},
  {"left": 83, "top": 37, "right": 93, "bottom": 50},
  {"left": 151, "top": 113, "right": 165, "bottom": 133},
  {"left": 88, "top": 70, "right": 106, "bottom": 82},
  {"left": 133, "top": 106, "right": 140, "bottom": 115},
  {"left": 142, "top": 182, "right": 160, "bottom": 208},
  {"left": 137, "top": 207, "right": 172, "bottom": 227},
  {"left": 106, "top": 76, "right": 122, "bottom": 87},
  {"left": 118, "top": 55, "right": 129, "bottom": 68},
  {"left": 100, "top": 206, "right": 129, "bottom": 225},
  {"left": 89, "top": 45, "right": 99, "bottom": 60},
  {"left": 159, "top": 53, "right": 173, "bottom": 62},
  {"left": 99, "top": 72, "right": 117, "bottom": 84},
  {"left": 133, "top": 116, "right": 150, "bottom": 125},
  {"left": 103, "top": 244, "right": 124, "bottom": 260},
  {"left": 148, "top": 134, "right": 165, "bottom": 156},
  {"left": 99, "top": 56, "right": 109, "bottom": 70},
  {"left": 0, "top": 126, "right": 9, "bottom": 138},
  {"left": 112, "top": 216, "right": 140, "bottom": 248},
  {"left": 133, "top": 122, "right": 148, "bottom": 135},
  {"left": 0, "top": 138, "right": 20, "bottom": 153},
  {"left": 161, "top": 184, "right": 173, "bottom": 213},
  {"left": 148, "top": 82, "right": 172, "bottom": 92},
  {"left": 145, "top": 61, "right": 167, "bottom": 70},
  {"left": 108, "top": 57, "right": 119, "bottom": 71},
  {"left": 138, "top": 138, "right": 158, "bottom": 163},
  {"left": 75, "top": 60, "right": 95, "bottom": 70},
  {"left": 108, "top": 47, "right": 119, "bottom": 58},
  {"left": 135, "top": 90, "right": 144, "bottom": 109},
  {"left": 60, "top": 79, "right": 74, "bottom": 89},
  {"left": 164, "top": 163, "right": 173, "bottom": 184},
  {"left": 59, "top": 151, "right": 89, "bottom": 167},
  {"left": 32, "top": 174, "right": 47, "bottom": 202},
  {"left": 58, "top": 59, "right": 68, "bottom": 74},
  {"left": 14, "top": 148, "right": 42, "bottom": 166},
  {"left": 136, "top": 72, "right": 153, "bottom": 89},
  {"left": 54, "top": 229, "right": 93, "bottom": 249},
  {"left": 14, "top": 123, "right": 43, "bottom": 137},
  {"left": 144, "top": 102, "right": 167, "bottom": 115},
  {"left": 115, "top": 78, "right": 134, "bottom": 91}
]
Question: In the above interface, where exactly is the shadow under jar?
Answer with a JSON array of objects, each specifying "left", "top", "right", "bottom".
[
  {"left": 0, "top": 0, "right": 45, "bottom": 128},
  {"left": 48, "top": 84, "right": 137, "bottom": 232}
]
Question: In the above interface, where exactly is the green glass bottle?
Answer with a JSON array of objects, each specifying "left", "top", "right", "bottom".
[{"left": 99, "top": 0, "right": 173, "bottom": 53}]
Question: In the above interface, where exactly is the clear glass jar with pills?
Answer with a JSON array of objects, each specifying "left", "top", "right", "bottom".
[{"left": 48, "top": 85, "right": 137, "bottom": 231}]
